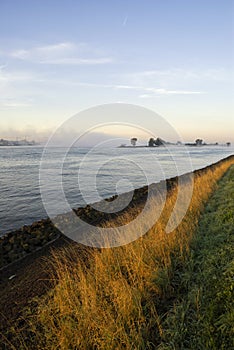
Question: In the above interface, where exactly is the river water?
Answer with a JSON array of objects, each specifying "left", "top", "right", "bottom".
[{"left": 0, "top": 145, "right": 233, "bottom": 235}]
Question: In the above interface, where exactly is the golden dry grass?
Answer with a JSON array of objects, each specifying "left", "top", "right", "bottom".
[{"left": 28, "top": 158, "right": 234, "bottom": 349}]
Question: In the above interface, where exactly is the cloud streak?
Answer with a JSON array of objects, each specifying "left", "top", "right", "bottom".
[
  {"left": 0, "top": 69, "right": 36, "bottom": 84},
  {"left": 124, "top": 68, "right": 232, "bottom": 83},
  {"left": 75, "top": 82, "right": 203, "bottom": 95},
  {"left": 122, "top": 15, "right": 128, "bottom": 27},
  {"left": 10, "top": 42, "right": 113, "bottom": 65},
  {"left": 0, "top": 102, "right": 32, "bottom": 108}
]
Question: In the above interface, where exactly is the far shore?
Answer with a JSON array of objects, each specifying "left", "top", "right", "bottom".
[{"left": 117, "top": 143, "right": 232, "bottom": 148}]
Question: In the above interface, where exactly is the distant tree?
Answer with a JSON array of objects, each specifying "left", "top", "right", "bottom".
[
  {"left": 195, "top": 138, "right": 203, "bottom": 146},
  {"left": 131, "top": 137, "right": 137, "bottom": 147},
  {"left": 148, "top": 137, "right": 165, "bottom": 147},
  {"left": 148, "top": 138, "right": 155, "bottom": 147},
  {"left": 154, "top": 137, "right": 165, "bottom": 146},
  {"left": 226, "top": 142, "right": 231, "bottom": 147}
]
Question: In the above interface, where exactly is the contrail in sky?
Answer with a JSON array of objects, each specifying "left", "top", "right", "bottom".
[{"left": 122, "top": 15, "right": 128, "bottom": 27}]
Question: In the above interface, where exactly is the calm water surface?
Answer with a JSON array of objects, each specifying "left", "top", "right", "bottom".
[{"left": 0, "top": 145, "right": 233, "bottom": 235}]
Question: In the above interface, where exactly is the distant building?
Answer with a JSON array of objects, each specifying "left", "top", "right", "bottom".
[
  {"left": 0, "top": 138, "right": 37, "bottom": 146},
  {"left": 0, "top": 139, "right": 9, "bottom": 146}
]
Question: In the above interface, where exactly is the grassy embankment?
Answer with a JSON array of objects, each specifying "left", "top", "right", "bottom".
[
  {"left": 5, "top": 157, "right": 234, "bottom": 349},
  {"left": 158, "top": 164, "right": 234, "bottom": 349}
]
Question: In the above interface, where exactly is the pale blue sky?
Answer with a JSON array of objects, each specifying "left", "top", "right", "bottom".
[{"left": 0, "top": 0, "right": 233, "bottom": 143}]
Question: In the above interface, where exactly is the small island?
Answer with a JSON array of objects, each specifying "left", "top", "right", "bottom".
[{"left": 118, "top": 137, "right": 231, "bottom": 148}]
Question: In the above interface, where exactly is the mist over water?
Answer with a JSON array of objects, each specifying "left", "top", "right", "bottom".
[{"left": 0, "top": 145, "right": 233, "bottom": 235}]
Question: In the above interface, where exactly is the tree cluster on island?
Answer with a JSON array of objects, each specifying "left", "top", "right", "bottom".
[
  {"left": 119, "top": 138, "right": 231, "bottom": 148},
  {"left": 148, "top": 137, "right": 166, "bottom": 147},
  {"left": 185, "top": 139, "right": 231, "bottom": 147},
  {"left": 126, "top": 137, "right": 167, "bottom": 147}
]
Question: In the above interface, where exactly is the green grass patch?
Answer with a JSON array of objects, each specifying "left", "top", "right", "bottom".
[{"left": 159, "top": 165, "right": 234, "bottom": 350}]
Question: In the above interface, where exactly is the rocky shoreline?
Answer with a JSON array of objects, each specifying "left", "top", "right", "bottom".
[{"left": 1, "top": 154, "right": 233, "bottom": 269}]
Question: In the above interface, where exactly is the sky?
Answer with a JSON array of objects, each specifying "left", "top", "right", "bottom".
[{"left": 0, "top": 0, "right": 233, "bottom": 144}]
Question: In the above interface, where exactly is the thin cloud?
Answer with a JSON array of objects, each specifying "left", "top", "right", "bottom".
[
  {"left": 0, "top": 70, "right": 35, "bottom": 83},
  {"left": 11, "top": 42, "right": 75, "bottom": 59},
  {"left": 119, "top": 84, "right": 203, "bottom": 95},
  {"left": 139, "top": 94, "right": 152, "bottom": 98},
  {"left": 36, "top": 57, "right": 113, "bottom": 65},
  {"left": 148, "top": 88, "right": 203, "bottom": 95},
  {"left": 42, "top": 80, "right": 203, "bottom": 95},
  {"left": 10, "top": 42, "right": 113, "bottom": 65},
  {"left": 1, "top": 102, "right": 32, "bottom": 108},
  {"left": 126, "top": 68, "right": 231, "bottom": 82},
  {"left": 0, "top": 95, "right": 33, "bottom": 108}
]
